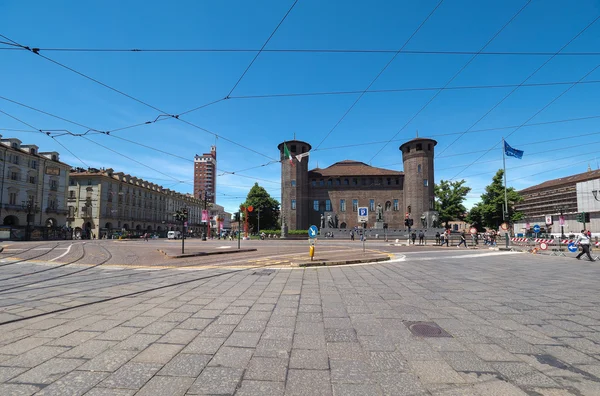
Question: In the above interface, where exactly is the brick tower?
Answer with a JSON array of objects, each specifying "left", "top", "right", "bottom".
[
  {"left": 400, "top": 138, "right": 437, "bottom": 225},
  {"left": 278, "top": 140, "right": 311, "bottom": 231}
]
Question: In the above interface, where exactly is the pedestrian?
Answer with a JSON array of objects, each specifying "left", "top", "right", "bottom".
[
  {"left": 144, "top": 233, "right": 148, "bottom": 241},
  {"left": 440, "top": 232, "right": 445, "bottom": 246},
  {"left": 418, "top": 230, "right": 424, "bottom": 245},
  {"left": 575, "top": 229, "right": 595, "bottom": 261},
  {"left": 350, "top": 230, "right": 354, "bottom": 241},
  {"left": 444, "top": 229, "right": 451, "bottom": 247},
  {"left": 457, "top": 231, "right": 468, "bottom": 248},
  {"left": 411, "top": 231, "right": 417, "bottom": 245},
  {"left": 435, "top": 231, "right": 440, "bottom": 245}
]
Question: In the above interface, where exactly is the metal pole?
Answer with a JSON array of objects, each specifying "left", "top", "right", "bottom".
[
  {"left": 502, "top": 137, "right": 508, "bottom": 222},
  {"left": 257, "top": 209, "right": 260, "bottom": 234},
  {"left": 560, "top": 208, "right": 565, "bottom": 238},
  {"left": 181, "top": 218, "right": 185, "bottom": 254},
  {"left": 237, "top": 211, "right": 241, "bottom": 249},
  {"left": 583, "top": 211, "right": 586, "bottom": 231}
]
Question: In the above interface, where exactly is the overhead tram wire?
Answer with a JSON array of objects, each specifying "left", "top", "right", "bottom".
[
  {"left": 314, "top": 0, "right": 445, "bottom": 151},
  {"left": 0, "top": 33, "right": 279, "bottom": 163},
  {"left": 368, "top": 0, "right": 533, "bottom": 164},
  {"left": 437, "top": 14, "right": 600, "bottom": 159},
  {"left": 0, "top": 108, "right": 89, "bottom": 168}
]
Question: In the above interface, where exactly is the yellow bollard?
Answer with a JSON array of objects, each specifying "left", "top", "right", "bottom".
[{"left": 309, "top": 245, "right": 314, "bottom": 261}]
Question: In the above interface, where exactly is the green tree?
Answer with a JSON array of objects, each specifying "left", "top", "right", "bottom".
[
  {"left": 241, "top": 183, "right": 280, "bottom": 231},
  {"left": 434, "top": 180, "right": 471, "bottom": 228},
  {"left": 467, "top": 169, "right": 523, "bottom": 229},
  {"left": 466, "top": 204, "right": 485, "bottom": 232}
]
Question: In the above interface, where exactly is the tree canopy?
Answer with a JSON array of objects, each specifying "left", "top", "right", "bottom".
[
  {"left": 241, "top": 183, "right": 280, "bottom": 231},
  {"left": 466, "top": 169, "right": 523, "bottom": 230},
  {"left": 434, "top": 180, "right": 471, "bottom": 228}
]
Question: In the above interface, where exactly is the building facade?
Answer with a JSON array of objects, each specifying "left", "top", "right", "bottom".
[
  {"left": 194, "top": 146, "right": 216, "bottom": 204},
  {"left": 279, "top": 137, "right": 437, "bottom": 231},
  {"left": 67, "top": 168, "right": 204, "bottom": 239},
  {"left": 513, "top": 169, "right": 600, "bottom": 236},
  {"left": 0, "top": 136, "right": 70, "bottom": 238}
]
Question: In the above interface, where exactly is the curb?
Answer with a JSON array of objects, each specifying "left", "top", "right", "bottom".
[
  {"left": 157, "top": 248, "right": 257, "bottom": 259},
  {"left": 293, "top": 256, "right": 390, "bottom": 268}
]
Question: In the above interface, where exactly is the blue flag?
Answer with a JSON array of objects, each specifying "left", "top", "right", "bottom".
[{"left": 504, "top": 140, "right": 523, "bottom": 159}]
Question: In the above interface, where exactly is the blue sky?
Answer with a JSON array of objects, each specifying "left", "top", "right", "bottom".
[{"left": 1, "top": 0, "right": 600, "bottom": 215}]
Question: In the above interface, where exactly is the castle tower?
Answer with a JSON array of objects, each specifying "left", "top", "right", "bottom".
[
  {"left": 278, "top": 140, "right": 311, "bottom": 230},
  {"left": 400, "top": 138, "right": 437, "bottom": 225}
]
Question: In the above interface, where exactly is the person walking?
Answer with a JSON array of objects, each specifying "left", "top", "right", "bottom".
[
  {"left": 350, "top": 230, "right": 355, "bottom": 241},
  {"left": 435, "top": 231, "right": 440, "bottom": 245},
  {"left": 418, "top": 230, "right": 425, "bottom": 245},
  {"left": 457, "top": 231, "right": 468, "bottom": 248},
  {"left": 411, "top": 231, "right": 417, "bottom": 245},
  {"left": 575, "top": 229, "right": 595, "bottom": 261},
  {"left": 439, "top": 232, "right": 445, "bottom": 246}
]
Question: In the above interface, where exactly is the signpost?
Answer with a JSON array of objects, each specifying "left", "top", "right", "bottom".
[
  {"left": 469, "top": 227, "right": 477, "bottom": 235},
  {"left": 540, "top": 242, "right": 548, "bottom": 250},
  {"left": 568, "top": 243, "right": 578, "bottom": 253},
  {"left": 308, "top": 225, "right": 318, "bottom": 261},
  {"left": 533, "top": 224, "right": 540, "bottom": 238},
  {"left": 358, "top": 207, "right": 368, "bottom": 223}
]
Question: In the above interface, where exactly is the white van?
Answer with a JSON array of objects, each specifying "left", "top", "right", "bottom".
[{"left": 167, "top": 231, "right": 181, "bottom": 239}]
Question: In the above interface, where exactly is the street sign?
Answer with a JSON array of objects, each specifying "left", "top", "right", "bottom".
[
  {"left": 540, "top": 242, "right": 548, "bottom": 250},
  {"left": 308, "top": 225, "right": 318, "bottom": 238},
  {"left": 545, "top": 215, "right": 553, "bottom": 225},
  {"left": 469, "top": 227, "right": 477, "bottom": 235},
  {"left": 500, "top": 222, "right": 508, "bottom": 231},
  {"left": 358, "top": 207, "right": 368, "bottom": 223},
  {"left": 533, "top": 224, "right": 540, "bottom": 233},
  {"left": 568, "top": 243, "right": 578, "bottom": 253}
]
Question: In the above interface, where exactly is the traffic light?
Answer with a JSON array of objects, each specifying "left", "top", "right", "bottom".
[
  {"left": 404, "top": 219, "right": 409, "bottom": 227},
  {"left": 585, "top": 212, "right": 590, "bottom": 222},
  {"left": 409, "top": 218, "right": 414, "bottom": 226}
]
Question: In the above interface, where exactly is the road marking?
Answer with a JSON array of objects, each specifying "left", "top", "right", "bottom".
[{"left": 49, "top": 243, "right": 76, "bottom": 262}]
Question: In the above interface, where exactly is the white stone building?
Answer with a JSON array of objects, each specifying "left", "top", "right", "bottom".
[{"left": 0, "top": 136, "right": 70, "bottom": 238}]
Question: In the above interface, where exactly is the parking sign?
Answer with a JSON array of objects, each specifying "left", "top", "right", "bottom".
[{"left": 358, "top": 207, "right": 368, "bottom": 223}]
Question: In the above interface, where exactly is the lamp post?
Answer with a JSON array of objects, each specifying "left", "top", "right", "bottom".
[
  {"left": 200, "top": 191, "right": 212, "bottom": 241},
  {"left": 173, "top": 207, "right": 187, "bottom": 254},
  {"left": 21, "top": 199, "right": 38, "bottom": 241},
  {"left": 559, "top": 207, "right": 565, "bottom": 238}
]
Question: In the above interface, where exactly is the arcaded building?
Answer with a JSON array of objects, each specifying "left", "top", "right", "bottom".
[{"left": 279, "top": 137, "right": 437, "bottom": 231}]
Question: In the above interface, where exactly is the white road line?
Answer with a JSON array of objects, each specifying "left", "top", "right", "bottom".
[{"left": 49, "top": 243, "right": 77, "bottom": 262}]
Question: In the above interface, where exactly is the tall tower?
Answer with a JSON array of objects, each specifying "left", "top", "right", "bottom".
[
  {"left": 400, "top": 138, "right": 437, "bottom": 224},
  {"left": 193, "top": 146, "right": 217, "bottom": 204},
  {"left": 278, "top": 140, "right": 311, "bottom": 230}
]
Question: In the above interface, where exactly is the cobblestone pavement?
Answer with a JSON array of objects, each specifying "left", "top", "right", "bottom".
[{"left": 0, "top": 247, "right": 598, "bottom": 395}]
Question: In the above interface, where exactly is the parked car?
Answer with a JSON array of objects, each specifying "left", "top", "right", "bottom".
[{"left": 167, "top": 231, "right": 181, "bottom": 239}]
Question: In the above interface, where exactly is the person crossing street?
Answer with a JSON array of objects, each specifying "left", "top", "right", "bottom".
[{"left": 575, "top": 229, "right": 595, "bottom": 261}]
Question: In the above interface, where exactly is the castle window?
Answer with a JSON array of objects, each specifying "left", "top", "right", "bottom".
[
  {"left": 326, "top": 200, "right": 331, "bottom": 211},
  {"left": 340, "top": 199, "right": 346, "bottom": 212},
  {"left": 370, "top": 199, "right": 375, "bottom": 211},
  {"left": 291, "top": 145, "right": 296, "bottom": 152},
  {"left": 424, "top": 179, "right": 428, "bottom": 187},
  {"left": 313, "top": 200, "right": 319, "bottom": 211},
  {"left": 327, "top": 179, "right": 332, "bottom": 187},
  {"left": 352, "top": 199, "right": 358, "bottom": 212},
  {"left": 407, "top": 205, "right": 411, "bottom": 214},
  {"left": 417, "top": 164, "right": 422, "bottom": 173},
  {"left": 405, "top": 146, "right": 410, "bottom": 153},
  {"left": 319, "top": 179, "right": 324, "bottom": 187},
  {"left": 352, "top": 178, "right": 358, "bottom": 185},
  {"left": 311, "top": 179, "right": 316, "bottom": 187},
  {"left": 335, "top": 179, "right": 340, "bottom": 186},
  {"left": 291, "top": 199, "right": 296, "bottom": 210},
  {"left": 291, "top": 180, "right": 296, "bottom": 187},
  {"left": 393, "top": 199, "right": 399, "bottom": 211},
  {"left": 396, "top": 178, "right": 400, "bottom": 185},
  {"left": 428, "top": 144, "right": 432, "bottom": 150},
  {"left": 385, "top": 201, "right": 391, "bottom": 211},
  {"left": 387, "top": 178, "right": 391, "bottom": 185},
  {"left": 343, "top": 179, "right": 349, "bottom": 185},
  {"left": 416, "top": 143, "right": 422, "bottom": 151}
]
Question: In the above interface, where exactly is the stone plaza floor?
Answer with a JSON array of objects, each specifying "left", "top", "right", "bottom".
[{"left": 0, "top": 245, "right": 598, "bottom": 395}]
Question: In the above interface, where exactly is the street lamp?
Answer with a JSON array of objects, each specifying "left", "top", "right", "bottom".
[
  {"left": 173, "top": 207, "right": 187, "bottom": 254},
  {"left": 21, "top": 199, "right": 38, "bottom": 241},
  {"left": 200, "top": 191, "right": 212, "bottom": 241}
]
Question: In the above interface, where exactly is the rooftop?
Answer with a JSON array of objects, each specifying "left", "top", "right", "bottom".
[
  {"left": 519, "top": 169, "right": 600, "bottom": 193},
  {"left": 309, "top": 160, "right": 403, "bottom": 177}
]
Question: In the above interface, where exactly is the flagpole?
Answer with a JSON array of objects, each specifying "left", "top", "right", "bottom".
[{"left": 502, "top": 137, "right": 508, "bottom": 223}]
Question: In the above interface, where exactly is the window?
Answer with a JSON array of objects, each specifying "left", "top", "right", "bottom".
[
  {"left": 28, "top": 194, "right": 35, "bottom": 203},
  {"left": 387, "top": 178, "right": 391, "bottom": 185},
  {"left": 327, "top": 179, "right": 332, "bottom": 187},
  {"left": 30, "top": 160, "right": 37, "bottom": 169},
  {"left": 424, "top": 179, "right": 428, "bottom": 187},
  {"left": 370, "top": 199, "right": 375, "bottom": 211},
  {"left": 70, "top": 178, "right": 75, "bottom": 186},
  {"left": 393, "top": 199, "right": 399, "bottom": 211},
  {"left": 291, "top": 144, "right": 296, "bottom": 152},
  {"left": 343, "top": 179, "right": 349, "bottom": 185},
  {"left": 291, "top": 180, "right": 296, "bottom": 187},
  {"left": 87, "top": 179, "right": 92, "bottom": 185},
  {"left": 416, "top": 143, "right": 422, "bottom": 151},
  {"left": 52, "top": 155, "right": 57, "bottom": 161},
  {"left": 335, "top": 179, "right": 341, "bottom": 186},
  {"left": 30, "top": 148, "right": 36, "bottom": 155},
  {"left": 313, "top": 200, "right": 319, "bottom": 211},
  {"left": 48, "top": 197, "right": 57, "bottom": 209},
  {"left": 29, "top": 175, "right": 35, "bottom": 184},
  {"left": 291, "top": 199, "right": 296, "bottom": 210},
  {"left": 325, "top": 200, "right": 331, "bottom": 211},
  {"left": 340, "top": 199, "right": 346, "bottom": 212},
  {"left": 396, "top": 178, "right": 400, "bottom": 185},
  {"left": 69, "top": 190, "right": 75, "bottom": 199},
  {"left": 12, "top": 155, "right": 19, "bottom": 165},
  {"left": 10, "top": 171, "right": 18, "bottom": 181},
  {"left": 417, "top": 164, "right": 421, "bottom": 173},
  {"left": 319, "top": 179, "right": 324, "bottom": 187},
  {"left": 428, "top": 144, "right": 432, "bottom": 150},
  {"left": 352, "top": 199, "right": 358, "bottom": 212},
  {"left": 407, "top": 205, "right": 411, "bottom": 214},
  {"left": 352, "top": 178, "right": 358, "bottom": 185},
  {"left": 68, "top": 206, "right": 75, "bottom": 217},
  {"left": 50, "top": 179, "right": 58, "bottom": 191},
  {"left": 9, "top": 192, "right": 17, "bottom": 205}
]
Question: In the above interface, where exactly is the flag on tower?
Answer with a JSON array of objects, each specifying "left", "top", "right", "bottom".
[
  {"left": 504, "top": 140, "right": 524, "bottom": 159},
  {"left": 283, "top": 142, "right": 294, "bottom": 166}
]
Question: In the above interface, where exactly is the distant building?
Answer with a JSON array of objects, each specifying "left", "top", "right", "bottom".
[
  {"left": 513, "top": 168, "right": 600, "bottom": 236},
  {"left": 0, "top": 136, "right": 70, "bottom": 239},
  {"left": 278, "top": 137, "right": 437, "bottom": 230},
  {"left": 68, "top": 168, "right": 204, "bottom": 239},
  {"left": 194, "top": 146, "right": 216, "bottom": 204}
]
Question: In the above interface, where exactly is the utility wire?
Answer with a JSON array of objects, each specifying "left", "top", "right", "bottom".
[
  {"left": 438, "top": 14, "right": 600, "bottom": 159},
  {"left": 226, "top": 0, "right": 298, "bottom": 98},
  {"left": 368, "top": 0, "right": 532, "bottom": 163},
  {"left": 314, "top": 0, "right": 446, "bottom": 150}
]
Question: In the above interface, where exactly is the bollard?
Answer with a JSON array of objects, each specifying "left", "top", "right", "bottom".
[
  {"left": 309, "top": 244, "right": 314, "bottom": 261},
  {"left": 505, "top": 233, "right": 509, "bottom": 249}
]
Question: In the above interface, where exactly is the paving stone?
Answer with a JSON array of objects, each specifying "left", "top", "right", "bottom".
[
  {"left": 368, "top": 351, "right": 408, "bottom": 372},
  {"left": 138, "top": 320, "right": 178, "bottom": 335},
  {"left": 0, "top": 337, "right": 48, "bottom": 355},
  {"left": 236, "top": 380, "right": 285, "bottom": 396},
  {"left": 268, "top": 315, "right": 297, "bottom": 328},
  {"left": 132, "top": 342, "right": 183, "bottom": 364},
  {"left": 286, "top": 369, "right": 332, "bottom": 396},
  {"left": 94, "top": 326, "right": 139, "bottom": 341},
  {"left": 0, "top": 383, "right": 41, "bottom": 396},
  {"left": 34, "top": 370, "right": 108, "bottom": 396},
  {"left": 467, "top": 343, "right": 520, "bottom": 362},
  {"left": 114, "top": 333, "right": 161, "bottom": 351},
  {"left": 327, "top": 342, "right": 366, "bottom": 360},
  {"left": 290, "top": 349, "right": 329, "bottom": 370},
  {"left": 182, "top": 336, "right": 225, "bottom": 354},
  {"left": 79, "top": 349, "right": 138, "bottom": 372},
  {"left": 157, "top": 328, "right": 199, "bottom": 344},
  {"left": 373, "top": 371, "right": 429, "bottom": 396},
  {"left": 187, "top": 367, "right": 244, "bottom": 395},
  {"left": 99, "top": 362, "right": 162, "bottom": 390},
  {"left": 440, "top": 351, "right": 495, "bottom": 372},
  {"left": 135, "top": 375, "right": 194, "bottom": 396},
  {"left": 409, "top": 360, "right": 466, "bottom": 384},
  {"left": 325, "top": 328, "right": 359, "bottom": 342},
  {"left": 245, "top": 356, "right": 288, "bottom": 382},
  {"left": 357, "top": 335, "right": 396, "bottom": 351},
  {"left": 293, "top": 333, "right": 327, "bottom": 349},
  {"left": 332, "top": 383, "right": 383, "bottom": 396},
  {"left": 10, "top": 357, "right": 85, "bottom": 385},
  {"left": 177, "top": 318, "right": 213, "bottom": 330},
  {"left": 208, "top": 346, "right": 254, "bottom": 368},
  {"left": 48, "top": 331, "right": 99, "bottom": 347},
  {"left": 262, "top": 326, "right": 294, "bottom": 340},
  {"left": 158, "top": 353, "right": 211, "bottom": 377},
  {"left": 60, "top": 340, "right": 116, "bottom": 359},
  {"left": 1, "top": 346, "right": 70, "bottom": 368},
  {"left": 0, "top": 366, "right": 28, "bottom": 382},
  {"left": 254, "top": 338, "right": 292, "bottom": 358},
  {"left": 472, "top": 379, "right": 528, "bottom": 395},
  {"left": 200, "top": 323, "right": 237, "bottom": 338},
  {"left": 224, "top": 331, "right": 262, "bottom": 348},
  {"left": 330, "top": 359, "right": 372, "bottom": 384}
]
